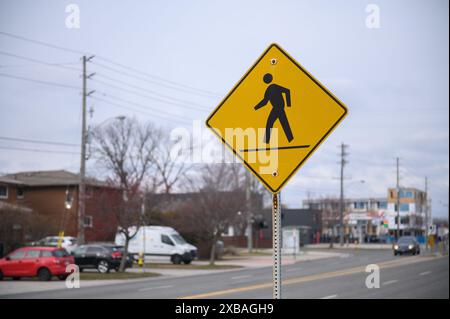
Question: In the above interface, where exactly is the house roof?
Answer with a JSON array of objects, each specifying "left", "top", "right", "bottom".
[
  {"left": 2, "top": 170, "right": 109, "bottom": 187},
  {"left": 0, "top": 176, "right": 26, "bottom": 185}
]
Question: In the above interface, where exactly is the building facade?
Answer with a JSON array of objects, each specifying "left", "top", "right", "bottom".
[
  {"left": 303, "top": 197, "right": 388, "bottom": 243},
  {"left": 386, "top": 187, "right": 428, "bottom": 237},
  {"left": 0, "top": 170, "right": 118, "bottom": 243},
  {"left": 302, "top": 187, "right": 429, "bottom": 243}
]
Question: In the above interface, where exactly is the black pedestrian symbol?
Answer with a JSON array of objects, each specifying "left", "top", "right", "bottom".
[{"left": 254, "top": 73, "right": 294, "bottom": 144}]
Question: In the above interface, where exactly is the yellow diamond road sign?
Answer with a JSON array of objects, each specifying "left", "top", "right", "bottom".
[{"left": 206, "top": 43, "right": 348, "bottom": 193}]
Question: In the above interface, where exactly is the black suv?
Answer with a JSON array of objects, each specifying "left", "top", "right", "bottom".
[{"left": 72, "top": 244, "right": 133, "bottom": 273}]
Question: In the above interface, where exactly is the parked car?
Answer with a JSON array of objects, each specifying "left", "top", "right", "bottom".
[
  {"left": 393, "top": 236, "right": 421, "bottom": 256},
  {"left": 115, "top": 226, "right": 198, "bottom": 265},
  {"left": 31, "top": 236, "right": 78, "bottom": 253},
  {"left": 0, "top": 247, "right": 74, "bottom": 281},
  {"left": 71, "top": 244, "right": 133, "bottom": 273}
]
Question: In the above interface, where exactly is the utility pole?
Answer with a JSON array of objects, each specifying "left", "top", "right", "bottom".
[
  {"left": 425, "top": 177, "right": 428, "bottom": 251},
  {"left": 396, "top": 157, "right": 400, "bottom": 241},
  {"left": 245, "top": 171, "right": 253, "bottom": 253},
  {"left": 339, "top": 143, "right": 348, "bottom": 246},
  {"left": 77, "top": 55, "right": 95, "bottom": 245}
]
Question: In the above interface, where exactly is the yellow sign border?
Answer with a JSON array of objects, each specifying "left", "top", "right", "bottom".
[{"left": 206, "top": 43, "right": 348, "bottom": 193}]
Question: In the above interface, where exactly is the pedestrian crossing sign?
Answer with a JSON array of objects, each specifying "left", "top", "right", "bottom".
[{"left": 206, "top": 43, "right": 348, "bottom": 193}]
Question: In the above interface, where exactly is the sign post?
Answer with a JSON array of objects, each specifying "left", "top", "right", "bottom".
[
  {"left": 272, "top": 192, "right": 281, "bottom": 299},
  {"left": 206, "top": 43, "right": 348, "bottom": 299}
]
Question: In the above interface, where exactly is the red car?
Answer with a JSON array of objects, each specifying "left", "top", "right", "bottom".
[{"left": 0, "top": 247, "right": 74, "bottom": 281}]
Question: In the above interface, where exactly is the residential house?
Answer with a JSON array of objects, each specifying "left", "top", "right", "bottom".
[{"left": 0, "top": 170, "right": 119, "bottom": 242}]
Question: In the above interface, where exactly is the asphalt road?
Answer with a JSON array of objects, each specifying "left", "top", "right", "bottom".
[{"left": 3, "top": 250, "right": 448, "bottom": 299}]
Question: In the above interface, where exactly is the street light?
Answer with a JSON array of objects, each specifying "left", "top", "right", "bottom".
[{"left": 59, "top": 189, "right": 73, "bottom": 248}]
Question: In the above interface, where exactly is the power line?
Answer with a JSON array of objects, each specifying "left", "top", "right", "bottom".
[
  {"left": 92, "top": 74, "right": 209, "bottom": 111},
  {"left": 0, "top": 31, "right": 87, "bottom": 55},
  {"left": 0, "top": 31, "right": 221, "bottom": 99},
  {"left": 91, "top": 96, "right": 192, "bottom": 126},
  {"left": 91, "top": 61, "right": 219, "bottom": 99},
  {"left": 95, "top": 91, "right": 197, "bottom": 121},
  {"left": 0, "top": 50, "right": 80, "bottom": 72},
  {"left": 96, "top": 55, "right": 221, "bottom": 97},
  {"left": 0, "top": 72, "right": 79, "bottom": 90},
  {"left": 0, "top": 145, "right": 79, "bottom": 155},
  {"left": 0, "top": 136, "right": 79, "bottom": 147}
]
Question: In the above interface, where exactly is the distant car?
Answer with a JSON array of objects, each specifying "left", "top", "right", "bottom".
[
  {"left": 31, "top": 236, "right": 78, "bottom": 253},
  {"left": 72, "top": 244, "right": 133, "bottom": 273},
  {"left": 0, "top": 247, "right": 74, "bottom": 281},
  {"left": 394, "top": 236, "right": 420, "bottom": 256}
]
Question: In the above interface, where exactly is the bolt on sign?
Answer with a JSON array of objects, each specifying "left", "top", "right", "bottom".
[{"left": 206, "top": 43, "right": 348, "bottom": 193}]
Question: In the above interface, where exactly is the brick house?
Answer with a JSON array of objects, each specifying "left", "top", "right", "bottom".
[{"left": 0, "top": 170, "right": 119, "bottom": 242}]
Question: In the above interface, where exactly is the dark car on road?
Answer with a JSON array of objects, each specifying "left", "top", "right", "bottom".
[
  {"left": 0, "top": 247, "right": 74, "bottom": 281},
  {"left": 72, "top": 244, "right": 133, "bottom": 273},
  {"left": 394, "top": 236, "right": 421, "bottom": 256}
]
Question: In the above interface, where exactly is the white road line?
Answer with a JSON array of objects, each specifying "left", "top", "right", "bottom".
[
  {"left": 419, "top": 271, "right": 432, "bottom": 276},
  {"left": 382, "top": 280, "right": 398, "bottom": 286},
  {"left": 321, "top": 294, "right": 338, "bottom": 299},
  {"left": 138, "top": 285, "right": 173, "bottom": 292},
  {"left": 231, "top": 275, "right": 252, "bottom": 280}
]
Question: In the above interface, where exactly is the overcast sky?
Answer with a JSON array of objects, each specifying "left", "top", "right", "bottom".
[{"left": 0, "top": 0, "right": 448, "bottom": 218}]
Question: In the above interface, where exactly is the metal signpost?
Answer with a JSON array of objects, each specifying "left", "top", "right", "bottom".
[
  {"left": 272, "top": 192, "right": 281, "bottom": 299},
  {"left": 206, "top": 43, "right": 348, "bottom": 299}
]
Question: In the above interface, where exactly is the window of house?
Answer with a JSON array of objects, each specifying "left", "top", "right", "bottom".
[
  {"left": 400, "top": 203, "right": 410, "bottom": 212},
  {"left": 354, "top": 202, "right": 365, "bottom": 209},
  {"left": 16, "top": 187, "right": 24, "bottom": 199},
  {"left": 378, "top": 201, "right": 387, "bottom": 209},
  {"left": 399, "top": 190, "right": 414, "bottom": 198},
  {"left": 394, "top": 216, "right": 410, "bottom": 225},
  {"left": 0, "top": 185, "right": 8, "bottom": 199},
  {"left": 84, "top": 215, "right": 93, "bottom": 228}
]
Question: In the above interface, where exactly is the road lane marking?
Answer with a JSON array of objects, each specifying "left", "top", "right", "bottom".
[
  {"left": 231, "top": 275, "right": 252, "bottom": 280},
  {"left": 180, "top": 255, "right": 443, "bottom": 299},
  {"left": 382, "top": 280, "right": 398, "bottom": 286},
  {"left": 138, "top": 285, "right": 173, "bottom": 292},
  {"left": 419, "top": 271, "right": 431, "bottom": 276},
  {"left": 321, "top": 294, "right": 338, "bottom": 299}
]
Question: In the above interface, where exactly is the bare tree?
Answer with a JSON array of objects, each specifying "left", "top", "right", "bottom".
[
  {"left": 92, "top": 117, "right": 158, "bottom": 271},
  {"left": 151, "top": 128, "right": 192, "bottom": 194},
  {"left": 173, "top": 164, "right": 246, "bottom": 265}
]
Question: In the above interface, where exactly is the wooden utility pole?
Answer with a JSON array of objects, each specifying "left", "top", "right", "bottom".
[{"left": 77, "top": 55, "right": 94, "bottom": 245}]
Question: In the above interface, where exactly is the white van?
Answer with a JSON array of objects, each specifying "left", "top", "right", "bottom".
[{"left": 115, "top": 226, "right": 197, "bottom": 264}]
